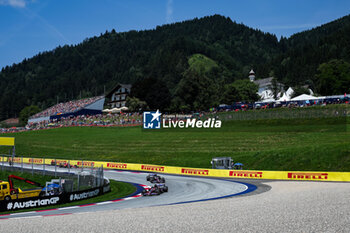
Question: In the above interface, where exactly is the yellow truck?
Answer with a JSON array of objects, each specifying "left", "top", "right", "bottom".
[{"left": 0, "top": 175, "right": 42, "bottom": 201}]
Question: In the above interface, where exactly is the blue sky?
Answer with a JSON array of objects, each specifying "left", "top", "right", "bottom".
[{"left": 1, "top": 0, "right": 350, "bottom": 69}]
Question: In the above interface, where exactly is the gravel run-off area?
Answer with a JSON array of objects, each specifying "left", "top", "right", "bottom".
[{"left": 1, "top": 181, "right": 349, "bottom": 233}]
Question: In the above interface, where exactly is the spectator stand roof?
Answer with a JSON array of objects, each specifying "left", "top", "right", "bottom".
[{"left": 28, "top": 96, "right": 105, "bottom": 123}]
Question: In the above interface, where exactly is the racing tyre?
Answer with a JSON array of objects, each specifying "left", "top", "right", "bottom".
[{"left": 4, "top": 196, "right": 11, "bottom": 201}]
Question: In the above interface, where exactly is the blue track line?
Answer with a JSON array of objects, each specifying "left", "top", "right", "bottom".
[
  {"left": 110, "top": 169, "right": 258, "bottom": 205},
  {"left": 162, "top": 179, "right": 257, "bottom": 206}
]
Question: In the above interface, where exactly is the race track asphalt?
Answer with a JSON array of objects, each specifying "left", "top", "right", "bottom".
[
  {"left": 1, "top": 165, "right": 349, "bottom": 233},
  {"left": 0, "top": 164, "right": 251, "bottom": 219}
]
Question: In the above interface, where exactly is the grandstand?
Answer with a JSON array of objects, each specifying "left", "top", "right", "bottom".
[{"left": 28, "top": 96, "right": 105, "bottom": 123}]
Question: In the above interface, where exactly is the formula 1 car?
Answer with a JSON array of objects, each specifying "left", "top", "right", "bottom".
[
  {"left": 59, "top": 162, "right": 78, "bottom": 168},
  {"left": 50, "top": 161, "right": 78, "bottom": 168},
  {"left": 41, "top": 183, "right": 63, "bottom": 196},
  {"left": 146, "top": 173, "right": 165, "bottom": 183},
  {"left": 142, "top": 185, "right": 161, "bottom": 196},
  {"left": 154, "top": 183, "right": 168, "bottom": 193}
]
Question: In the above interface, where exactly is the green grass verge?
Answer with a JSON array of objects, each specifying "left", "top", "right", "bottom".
[
  {"left": 0, "top": 169, "right": 55, "bottom": 189},
  {"left": 27, "top": 179, "right": 136, "bottom": 211},
  {"left": 0, "top": 171, "right": 136, "bottom": 214},
  {"left": 1, "top": 114, "right": 349, "bottom": 172}
]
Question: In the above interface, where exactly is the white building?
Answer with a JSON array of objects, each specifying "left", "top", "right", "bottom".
[
  {"left": 248, "top": 69, "right": 255, "bottom": 82},
  {"left": 105, "top": 84, "right": 132, "bottom": 108},
  {"left": 249, "top": 70, "right": 284, "bottom": 101},
  {"left": 249, "top": 70, "right": 315, "bottom": 102}
]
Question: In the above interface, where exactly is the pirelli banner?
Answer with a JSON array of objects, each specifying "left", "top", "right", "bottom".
[
  {"left": 97, "top": 162, "right": 350, "bottom": 182},
  {"left": 134, "top": 165, "right": 350, "bottom": 182},
  {"left": 17, "top": 157, "right": 350, "bottom": 182}
]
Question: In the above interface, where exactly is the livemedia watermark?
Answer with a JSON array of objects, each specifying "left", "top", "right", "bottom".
[{"left": 143, "top": 110, "right": 222, "bottom": 129}]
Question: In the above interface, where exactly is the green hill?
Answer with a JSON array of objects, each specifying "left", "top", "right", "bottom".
[
  {"left": 188, "top": 54, "right": 219, "bottom": 74},
  {"left": 0, "top": 15, "right": 280, "bottom": 119},
  {"left": 1, "top": 14, "right": 350, "bottom": 119},
  {"left": 274, "top": 14, "right": 350, "bottom": 88}
]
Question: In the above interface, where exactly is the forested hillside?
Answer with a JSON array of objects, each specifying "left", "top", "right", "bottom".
[
  {"left": 273, "top": 14, "right": 350, "bottom": 88},
  {"left": 1, "top": 14, "right": 350, "bottom": 120}
]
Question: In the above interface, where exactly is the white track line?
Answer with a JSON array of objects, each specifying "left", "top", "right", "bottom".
[{"left": 6, "top": 211, "right": 36, "bottom": 216}]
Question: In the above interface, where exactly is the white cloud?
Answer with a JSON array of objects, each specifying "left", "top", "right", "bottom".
[
  {"left": 261, "top": 23, "right": 320, "bottom": 30},
  {"left": 0, "top": 0, "right": 26, "bottom": 8},
  {"left": 166, "top": 0, "right": 173, "bottom": 23}
]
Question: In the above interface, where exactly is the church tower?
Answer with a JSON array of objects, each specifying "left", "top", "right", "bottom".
[{"left": 249, "top": 69, "right": 255, "bottom": 82}]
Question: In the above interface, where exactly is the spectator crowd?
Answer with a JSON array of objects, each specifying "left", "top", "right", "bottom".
[
  {"left": 30, "top": 96, "right": 104, "bottom": 119},
  {"left": 1, "top": 96, "right": 349, "bottom": 134},
  {"left": 25, "top": 112, "right": 142, "bottom": 131}
]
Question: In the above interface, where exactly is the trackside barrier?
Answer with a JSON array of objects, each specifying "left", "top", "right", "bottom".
[
  {"left": 4, "top": 157, "right": 350, "bottom": 182},
  {"left": 0, "top": 184, "right": 111, "bottom": 212}
]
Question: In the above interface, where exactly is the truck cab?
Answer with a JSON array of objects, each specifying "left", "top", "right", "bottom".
[
  {"left": 0, "top": 181, "right": 12, "bottom": 201},
  {"left": 0, "top": 176, "right": 43, "bottom": 201}
]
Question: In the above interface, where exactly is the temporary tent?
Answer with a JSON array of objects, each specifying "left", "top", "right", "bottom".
[
  {"left": 290, "top": 94, "right": 317, "bottom": 101},
  {"left": 111, "top": 108, "right": 121, "bottom": 113},
  {"left": 286, "top": 87, "right": 294, "bottom": 97},
  {"left": 257, "top": 98, "right": 275, "bottom": 103},
  {"left": 277, "top": 92, "right": 290, "bottom": 102}
]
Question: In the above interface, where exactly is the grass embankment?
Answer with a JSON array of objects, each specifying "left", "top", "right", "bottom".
[
  {"left": 0, "top": 170, "right": 136, "bottom": 214},
  {"left": 1, "top": 113, "right": 349, "bottom": 171},
  {"left": 0, "top": 169, "right": 55, "bottom": 189},
  {"left": 212, "top": 104, "right": 348, "bottom": 121}
]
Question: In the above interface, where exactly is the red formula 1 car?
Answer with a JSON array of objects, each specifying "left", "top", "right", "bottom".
[
  {"left": 142, "top": 185, "right": 162, "bottom": 196},
  {"left": 154, "top": 183, "right": 168, "bottom": 193},
  {"left": 59, "top": 162, "right": 78, "bottom": 168}
]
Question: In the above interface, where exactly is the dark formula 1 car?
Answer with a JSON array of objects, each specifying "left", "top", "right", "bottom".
[
  {"left": 154, "top": 183, "right": 168, "bottom": 193},
  {"left": 142, "top": 185, "right": 161, "bottom": 196},
  {"left": 146, "top": 173, "right": 165, "bottom": 183}
]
